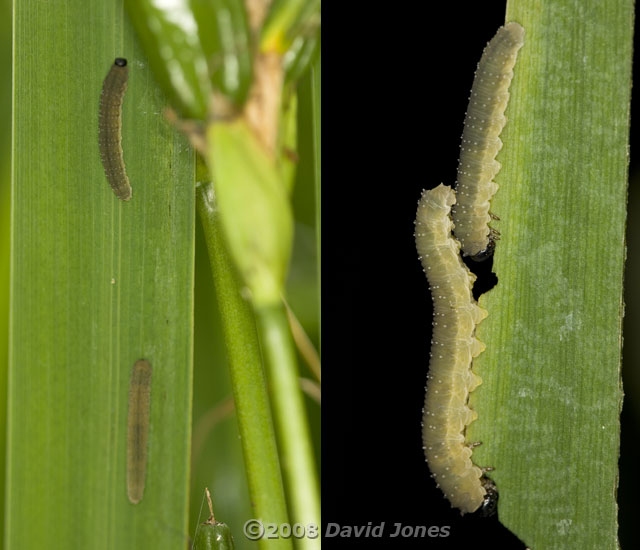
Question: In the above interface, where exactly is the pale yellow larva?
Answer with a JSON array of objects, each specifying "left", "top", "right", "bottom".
[
  {"left": 452, "top": 22, "right": 525, "bottom": 258},
  {"left": 415, "top": 184, "right": 487, "bottom": 514}
]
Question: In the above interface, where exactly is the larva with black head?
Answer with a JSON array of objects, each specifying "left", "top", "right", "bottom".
[
  {"left": 452, "top": 22, "right": 525, "bottom": 259},
  {"left": 415, "top": 184, "right": 487, "bottom": 514},
  {"left": 99, "top": 57, "right": 132, "bottom": 201}
]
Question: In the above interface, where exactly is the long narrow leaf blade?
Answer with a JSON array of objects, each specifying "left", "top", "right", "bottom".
[
  {"left": 469, "top": 2, "right": 633, "bottom": 548},
  {"left": 8, "top": 2, "right": 195, "bottom": 548}
]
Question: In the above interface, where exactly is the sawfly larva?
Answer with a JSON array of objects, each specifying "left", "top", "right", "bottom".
[
  {"left": 415, "top": 184, "right": 487, "bottom": 514},
  {"left": 99, "top": 58, "right": 132, "bottom": 201},
  {"left": 452, "top": 23, "right": 525, "bottom": 258},
  {"left": 127, "top": 359, "right": 152, "bottom": 504}
]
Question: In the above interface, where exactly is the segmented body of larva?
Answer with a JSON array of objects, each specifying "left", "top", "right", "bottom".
[
  {"left": 452, "top": 23, "right": 525, "bottom": 258},
  {"left": 127, "top": 359, "right": 152, "bottom": 504},
  {"left": 99, "top": 58, "right": 132, "bottom": 201},
  {"left": 415, "top": 184, "right": 487, "bottom": 514}
]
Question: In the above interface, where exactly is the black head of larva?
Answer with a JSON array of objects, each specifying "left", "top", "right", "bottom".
[
  {"left": 469, "top": 239, "right": 496, "bottom": 262},
  {"left": 114, "top": 58, "right": 127, "bottom": 67},
  {"left": 478, "top": 477, "right": 499, "bottom": 518}
]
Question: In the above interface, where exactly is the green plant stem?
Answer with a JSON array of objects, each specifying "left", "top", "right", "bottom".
[
  {"left": 283, "top": 298, "right": 321, "bottom": 382},
  {"left": 195, "top": 179, "right": 292, "bottom": 550},
  {"left": 255, "top": 303, "right": 320, "bottom": 550}
]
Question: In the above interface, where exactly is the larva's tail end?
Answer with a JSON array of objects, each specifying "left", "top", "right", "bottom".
[
  {"left": 127, "top": 486, "right": 143, "bottom": 504},
  {"left": 118, "top": 189, "right": 132, "bottom": 202}
]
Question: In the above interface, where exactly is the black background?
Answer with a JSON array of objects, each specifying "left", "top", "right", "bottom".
[{"left": 324, "top": 3, "right": 640, "bottom": 549}]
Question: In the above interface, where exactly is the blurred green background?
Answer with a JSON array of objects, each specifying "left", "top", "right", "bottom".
[
  {"left": 188, "top": 67, "right": 320, "bottom": 545},
  {"left": 0, "top": 0, "right": 319, "bottom": 548}
]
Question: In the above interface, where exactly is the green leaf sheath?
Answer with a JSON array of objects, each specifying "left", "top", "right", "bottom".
[
  {"left": 208, "top": 119, "right": 293, "bottom": 307},
  {"left": 196, "top": 175, "right": 293, "bottom": 550}
]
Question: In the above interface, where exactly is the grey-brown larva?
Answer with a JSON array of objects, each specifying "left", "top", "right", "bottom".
[
  {"left": 415, "top": 184, "right": 487, "bottom": 514},
  {"left": 127, "top": 359, "right": 152, "bottom": 504},
  {"left": 452, "top": 22, "right": 525, "bottom": 258},
  {"left": 99, "top": 58, "right": 132, "bottom": 201}
]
